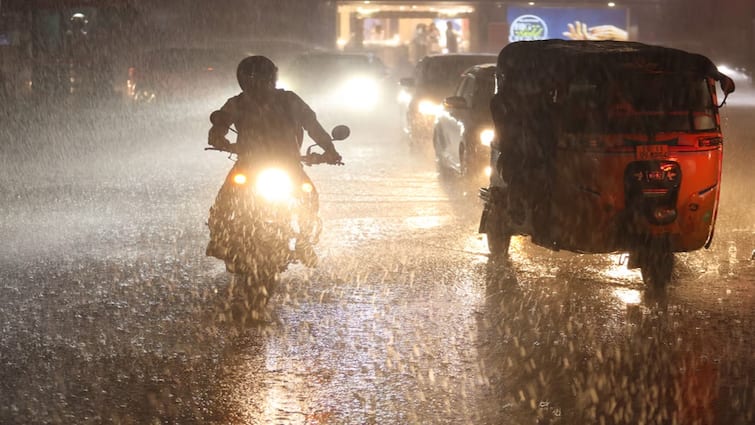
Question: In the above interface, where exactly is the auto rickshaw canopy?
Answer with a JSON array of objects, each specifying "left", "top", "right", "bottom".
[{"left": 495, "top": 40, "right": 729, "bottom": 87}]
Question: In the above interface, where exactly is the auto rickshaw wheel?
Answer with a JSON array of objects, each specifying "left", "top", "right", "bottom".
[
  {"left": 639, "top": 250, "right": 674, "bottom": 289},
  {"left": 486, "top": 203, "right": 512, "bottom": 257}
]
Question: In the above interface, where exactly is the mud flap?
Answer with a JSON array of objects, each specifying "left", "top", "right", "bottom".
[
  {"left": 478, "top": 186, "right": 493, "bottom": 234},
  {"left": 479, "top": 207, "right": 490, "bottom": 234}
]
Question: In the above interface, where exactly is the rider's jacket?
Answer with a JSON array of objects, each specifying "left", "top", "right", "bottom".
[{"left": 217, "top": 89, "right": 335, "bottom": 161}]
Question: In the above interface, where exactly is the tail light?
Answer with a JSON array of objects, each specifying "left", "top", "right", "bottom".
[{"left": 697, "top": 137, "right": 722, "bottom": 147}]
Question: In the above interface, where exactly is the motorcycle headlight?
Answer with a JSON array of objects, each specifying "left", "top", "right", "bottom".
[
  {"left": 480, "top": 128, "right": 495, "bottom": 147},
  {"left": 255, "top": 168, "right": 294, "bottom": 202}
]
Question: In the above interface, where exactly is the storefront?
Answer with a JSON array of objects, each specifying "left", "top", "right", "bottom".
[
  {"left": 504, "top": 3, "right": 631, "bottom": 43},
  {"left": 335, "top": 1, "right": 482, "bottom": 69},
  {"left": 334, "top": 1, "right": 632, "bottom": 69}
]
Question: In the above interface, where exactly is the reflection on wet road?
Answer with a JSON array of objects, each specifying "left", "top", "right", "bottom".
[{"left": 0, "top": 102, "right": 752, "bottom": 424}]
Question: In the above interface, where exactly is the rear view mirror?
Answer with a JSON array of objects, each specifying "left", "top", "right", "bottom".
[
  {"left": 210, "top": 110, "right": 232, "bottom": 127},
  {"left": 717, "top": 74, "right": 736, "bottom": 107},
  {"left": 719, "top": 74, "right": 735, "bottom": 95},
  {"left": 331, "top": 125, "right": 351, "bottom": 141},
  {"left": 443, "top": 96, "right": 468, "bottom": 109}
]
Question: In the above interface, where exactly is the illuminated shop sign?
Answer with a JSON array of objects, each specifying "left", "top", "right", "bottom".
[{"left": 508, "top": 6, "right": 629, "bottom": 42}]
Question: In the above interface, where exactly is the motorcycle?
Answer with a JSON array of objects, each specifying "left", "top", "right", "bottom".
[
  {"left": 479, "top": 40, "right": 736, "bottom": 288},
  {"left": 205, "top": 111, "right": 350, "bottom": 293}
]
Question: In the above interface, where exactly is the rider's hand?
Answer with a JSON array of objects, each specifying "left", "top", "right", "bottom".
[
  {"left": 323, "top": 149, "right": 342, "bottom": 164},
  {"left": 208, "top": 127, "right": 231, "bottom": 150}
]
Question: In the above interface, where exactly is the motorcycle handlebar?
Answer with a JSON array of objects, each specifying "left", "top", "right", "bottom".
[
  {"left": 205, "top": 146, "right": 343, "bottom": 166},
  {"left": 301, "top": 152, "right": 344, "bottom": 166}
]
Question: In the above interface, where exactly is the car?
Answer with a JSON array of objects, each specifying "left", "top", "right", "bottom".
[
  {"left": 397, "top": 53, "right": 497, "bottom": 147},
  {"left": 277, "top": 51, "right": 392, "bottom": 113},
  {"left": 432, "top": 63, "right": 496, "bottom": 179},
  {"left": 127, "top": 46, "right": 247, "bottom": 103}
]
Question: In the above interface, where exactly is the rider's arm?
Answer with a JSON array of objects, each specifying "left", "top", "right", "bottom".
[
  {"left": 208, "top": 124, "right": 229, "bottom": 148},
  {"left": 288, "top": 92, "right": 338, "bottom": 153},
  {"left": 208, "top": 97, "right": 237, "bottom": 150}
]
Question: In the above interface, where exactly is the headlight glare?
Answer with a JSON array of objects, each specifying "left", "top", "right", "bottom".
[
  {"left": 339, "top": 76, "right": 380, "bottom": 109},
  {"left": 480, "top": 129, "right": 495, "bottom": 147},
  {"left": 418, "top": 99, "right": 441, "bottom": 116},
  {"left": 397, "top": 89, "right": 412, "bottom": 104},
  {"left": 255, "top": 168, "right": 294, "bottom": 202},
  {"left": 232, "top": 173, "right": 248, "bottom": 185}
]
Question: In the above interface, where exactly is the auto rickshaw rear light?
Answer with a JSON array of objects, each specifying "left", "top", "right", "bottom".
[{"left": 698, "top": 137, "right": 723, "bottom": 147}]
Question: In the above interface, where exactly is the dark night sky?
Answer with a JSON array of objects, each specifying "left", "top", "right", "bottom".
[{"left": 140, "top": 0, "right": 333, "bottom": 45}]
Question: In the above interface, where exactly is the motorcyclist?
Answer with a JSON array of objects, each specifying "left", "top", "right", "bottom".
[
  {"left": 206, "top": 55, "right": 342, "bottom": 266},
  {"left": 208, "top": 55, "right": 341, "bottom": 161}
]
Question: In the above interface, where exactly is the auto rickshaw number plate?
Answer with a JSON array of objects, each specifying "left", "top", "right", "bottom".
[{"left": 636, "top": 144, "right": 669, "bottom": 160}]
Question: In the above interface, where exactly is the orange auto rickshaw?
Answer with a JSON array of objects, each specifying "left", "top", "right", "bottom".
[{"left": 479, "top": 40, "right": 736, "bottom": 287}]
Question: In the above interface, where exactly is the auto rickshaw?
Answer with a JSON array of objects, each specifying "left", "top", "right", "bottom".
[{"left": 479, "top": 40, "right": 736, "bottom": 287}]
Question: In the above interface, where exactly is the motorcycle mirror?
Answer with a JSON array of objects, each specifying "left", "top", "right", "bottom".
[
  {"left": 210, "top": 110, "right": 232, "bottom": 127},
  {"left": 331, "top": 125, "right": 350, "bottom": 141}
]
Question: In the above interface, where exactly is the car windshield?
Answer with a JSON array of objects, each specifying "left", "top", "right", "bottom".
[
  {"left": 294, "top": 54, "right": 385, "bottom": 75},
  {"left": 560, "top": 72, "right": 716, "bottom": 133},
  {"left": 422, "top": 56, "right": 496, "bottom": 91}
]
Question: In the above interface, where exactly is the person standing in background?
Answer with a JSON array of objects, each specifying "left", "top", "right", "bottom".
[
  {"left": 445, "top": 21, "right": 459, "bottom": 53},
  {"left": 427, "top": 22, "right": 441, "bottom": 54}
]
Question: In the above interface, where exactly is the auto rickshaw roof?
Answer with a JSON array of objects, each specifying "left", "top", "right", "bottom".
[{"left": 497, "top": 40, "right": 724, "bottom": 82}]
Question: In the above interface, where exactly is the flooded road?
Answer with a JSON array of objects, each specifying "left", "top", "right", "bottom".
[{"left": 0, "top": 98, "right": 752, "bottom": 424}]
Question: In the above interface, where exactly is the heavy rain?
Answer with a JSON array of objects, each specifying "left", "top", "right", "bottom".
[{"left": 0, "top": 1, "right": 752, "bottom": 424}]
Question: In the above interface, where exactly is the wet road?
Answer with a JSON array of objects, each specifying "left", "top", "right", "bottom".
[{"left": 0, "top": 97, "right": 753, "bottom": 424}]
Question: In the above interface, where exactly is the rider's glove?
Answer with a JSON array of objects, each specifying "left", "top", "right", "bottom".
[
  {"left": 208, "top": 126, "right": 231, "bottom": 150},
  {"left": 323, "top": 149, "right": 342, "bottom": 165}
]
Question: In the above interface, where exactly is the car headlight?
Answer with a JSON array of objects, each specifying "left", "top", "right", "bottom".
[
  {"left": 276, "top": 79, "right": 290, "bottom": 90},
  {"left": 232, "top": 173, "right": 248, "bottom": 185},
  {"left": 255, "top": 168, "right": 293, "bottom": 202},
  {"left": 339, "top": 76, "right": 380, "bottom": 108},
  {"left": 397, "top": 89, "right": 412, "bottom": 104},
  {"left": 480, "top": 128, "right": 495, "bottom": 147},
  {"left": 418, "top": 99, "right": 441, "bottom": 116}
]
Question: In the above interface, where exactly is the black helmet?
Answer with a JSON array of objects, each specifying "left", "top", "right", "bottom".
[
  {"left": 236, "top": 55, "right": 278, "bottom": 92},
  {"left": 70, "top": 13, "right": 89, "bottom": 35}
]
